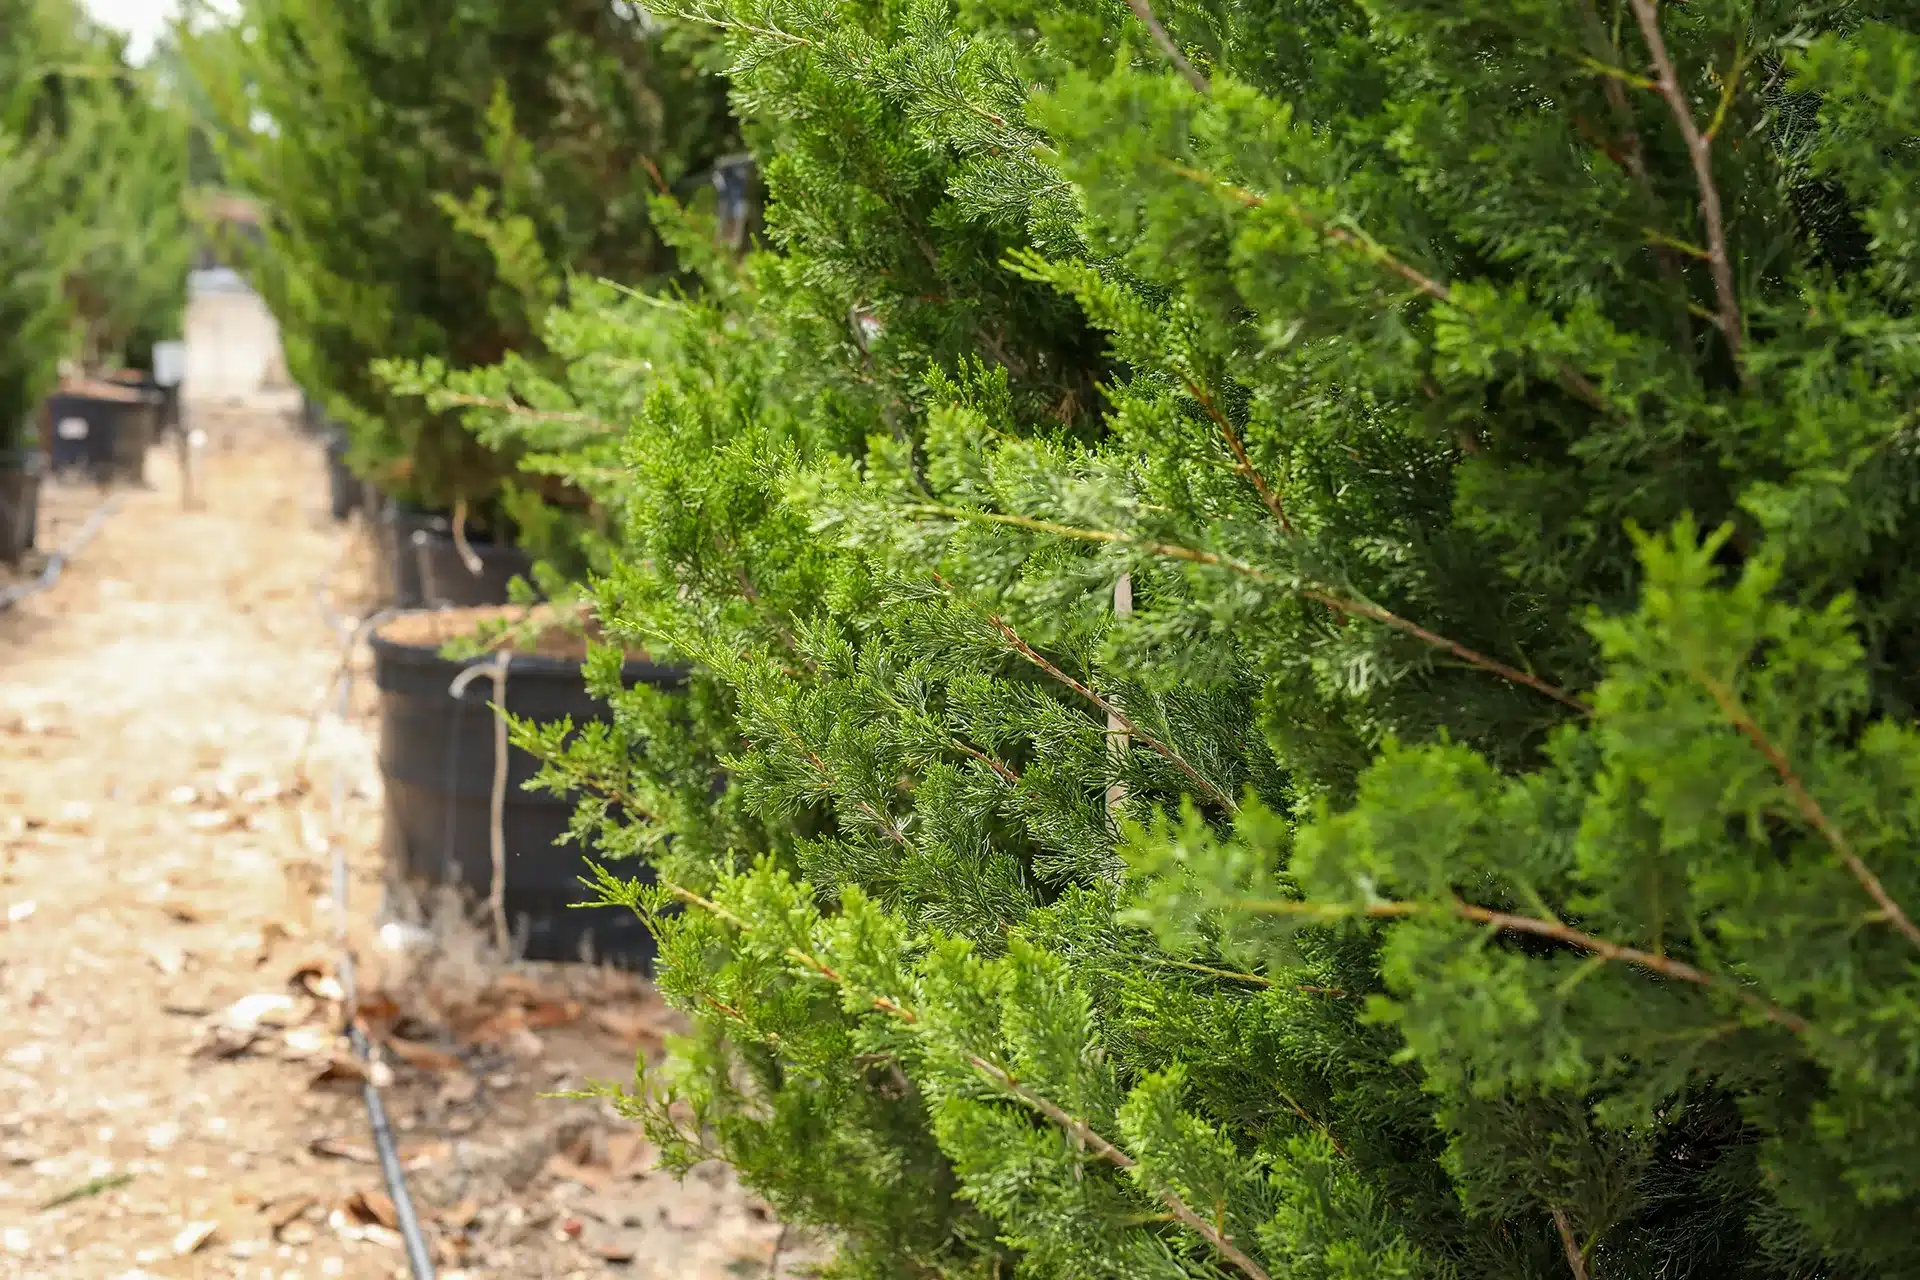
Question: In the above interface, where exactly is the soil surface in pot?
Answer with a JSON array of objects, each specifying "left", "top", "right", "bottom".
[{"left": 374, "top": 604, "right": 650, "bottom": 666}]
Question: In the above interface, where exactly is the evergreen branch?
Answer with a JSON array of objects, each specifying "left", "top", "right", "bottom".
[
  {"left": 1123, "top": 0, "right": 1209, "bottom": 94},
  {"left": 666, "top": 883, "right": 1275, "bottom": 1280},
  {"left": 951, "top": 735, "right": 1022, "bottom": 785},
  {"left": 1183, "top": 377, "right": 1295, "bottom": 537},
  {"left": 1299, "top": 589, "right": 1593, "bottom": 714},
  {"left": 1169, "top": 165, "right": 1615, "bottom": 416},
  {"left": 963, "top": 1054, "right": 1274, "bottom": 1280},
  {"left": 904, "top": 506, "right": 1592, "bottom": 713},
  {"left": 933, "top": 575, "right": 1239, "bottom": 813},
  {"left": 1694, "top": 674, "right": 1920, "bottom": 953},
  {"left": 1627, "top": 0, "right": 1743, "bottom": 369},
  {"left": 426, "top": 388, "right": 622, "bottom": 436},
  {"left": 1233, "top": 897, "right": 1809, "bottom": 1036}
]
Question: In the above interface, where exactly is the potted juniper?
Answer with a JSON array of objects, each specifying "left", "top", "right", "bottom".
[{"left": 0, "top": 134, "right": 68, "bottom": 562}]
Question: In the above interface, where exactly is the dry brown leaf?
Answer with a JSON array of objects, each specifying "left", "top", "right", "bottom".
[
  {"left": 383, "top": 1036, "right": 463, "bottom": 1073},
  {"left": 439, "top": 1199, "right": 481, "bottom": 1230},
  {"left": 308, "top": 1054, "right": 369, "bottom": 1091},
  {"left": 466, "top": 1006, "right": 527, "bottom": 1044},
  {"left": 309, "top": 1136, "right": 377, "bottom": 1164},
  {"left": 522, "top": 999, "right": 583, "bottom": 1030},
  {"left": 345, "top": 1188, "right": 399, "bottom": 1230},
  {"left": 544, "top": 1154, "right": 610, "bottom": 1193},
  {"left": 265, "top": 1194, "right": 317, "bottom": 1237},
  {"left": 591, "top": 1004, "right": 669, "bottom": 1045}
]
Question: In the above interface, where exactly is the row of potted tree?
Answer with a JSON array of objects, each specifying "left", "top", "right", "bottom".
[
  {"left": 221, "top": 0, "right": 1920, "bottom": 1276},
  {"left": 0, "top": 0, "right": 193, "bottom": 560}
]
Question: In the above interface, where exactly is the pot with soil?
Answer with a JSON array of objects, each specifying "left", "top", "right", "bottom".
[
  {"left": 0, "top": 446, "right": 42, "bottom": 563},
  {"left": 44, "top": 380, "right": 159, "bottom": 485},
  {"left": 370, "top": 606, "right": 684, "bottom": 967},
  {"left": 414, "top": 529, "right": 536, "bottom": 607}
]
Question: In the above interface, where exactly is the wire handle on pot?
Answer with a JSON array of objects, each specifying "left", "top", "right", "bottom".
[{"left": 450, "top": 654, "right": 512, "bottom": 954}]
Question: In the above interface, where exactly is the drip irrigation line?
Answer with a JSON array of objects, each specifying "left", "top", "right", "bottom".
[
  {"left": 0, "top": 493, "right": 123, "bottom": 611},
  {"left": 311, "top": 564, "right": 437, "bottom": 1280}
]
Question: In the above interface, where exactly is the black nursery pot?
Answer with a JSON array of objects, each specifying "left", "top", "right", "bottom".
[
  {"left": 370, "top": 616, "right": 686, "bottom": 968},
  {"left": 376, "top": 502, "right": 448, "bottom": 609},
  {"left": 45, "top": 389, "right": 158, "bottom": 485},
  {"left": 324, "top": 433, "right": 360, "bottom": 522},
  {"left": 413, "top": 530, "right": 536, "bottom": 608},
  {"left": 0, "top": 449, "right": 42, "bottom": 564}
]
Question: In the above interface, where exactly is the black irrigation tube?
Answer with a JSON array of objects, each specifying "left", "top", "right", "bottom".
[
  {"left": 0, "top": 494, "right": 124, "bottom": 612},
  {"left": 313, "top": 561, "right": 437, "bottom": 1280}
]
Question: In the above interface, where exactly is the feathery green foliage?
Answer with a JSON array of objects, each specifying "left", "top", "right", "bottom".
[
  {"left": 201, "top": 0, "right": 737, "bottom": 529},
  {"left": 434, "top": 1, "right": 1920, "bottom": 1276}
]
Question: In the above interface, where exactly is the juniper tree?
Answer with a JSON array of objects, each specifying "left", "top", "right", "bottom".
[
  {"left": 200, "top": 0, "right": 735, "bottom": 528},
  {"left": 429, "top": 1, "right": 1920, "bottom": 1277}
]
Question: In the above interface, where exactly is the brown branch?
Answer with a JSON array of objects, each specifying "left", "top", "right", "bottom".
[
  {"left": 1185, "top": 378, "right": 1295, "bottom": 537},
  {"left": 933, "top": 576, "right": 1238, "bottom": 813},
  {"left": 1696, "top": 674, "right": 1920, "bottom": 953},
  {"left": 1627, "top": 0, "right": 1743, "bottom": 370},
  {"left": 905, "top": 506, "right": 1591, "bottom": 713},
  {"left": 1235, "top": 896, "right": 1809, "bottom": 1036},
  {"left": 1123, "top": 0, "right": 1209, "bottom": 94},
  {"left": 952, "top": 736, "right": 1022, "bottom": 785},
  {"left": 1300, "top": 589, "right": 1593, "bottom": 714},
  {"left": 1552, "top": 1207, "right": 1590, "bottom": 1280}
]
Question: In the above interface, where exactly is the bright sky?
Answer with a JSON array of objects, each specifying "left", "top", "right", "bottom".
[
  {"left": 80, "top": 0, "right": 178, "bottom": 62},
  {"left": 82, "top": 0, "right": 238, "bottom": 62}
]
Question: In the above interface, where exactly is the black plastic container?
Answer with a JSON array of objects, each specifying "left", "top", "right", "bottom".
[
  {"left": 45, "top": 389, "right": 157, "bottom": 484},
  {"left": 377, "top": 502, "right": 448, "bottom": 608},
  {"left": 370, "top": 619, "right": 685, "bottom": 966},
  {"left": 0, "top": 450, "right": 42, "bottom": 563},
  {"left": 415, "top": 532, "right": 535, "bottom": 607},
  {"left": 325, "top": 433, "right": 360, "bottom": 522}
]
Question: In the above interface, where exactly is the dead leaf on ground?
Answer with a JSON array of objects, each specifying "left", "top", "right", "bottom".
[
  {"left": 439, "top": 1200, "right": 481, "bottom": 1231},
  {"left": 309, "top": 1136, "right": 378, "bottom": 1164},
  {"left": 265, "top": 1194, "right": 317, "bottom": 1238},
  {"left": 522, "top": 999, "right": 583, "bottom": 1030},
  {"left": 172, "top": 1220, "right": 218, "bottom": 1256},
  {"left": 383, "top": 1036, "right": 463, "bottom": 1073},
  {"left": 544, "top": 1154, "right": 610, "bottom": 1193},
  {"left": 465, "top": 1006, "right": 527, "bottom": 1044},
  {"left": 591, "top": 1003, "right": 670, "bottom": 1045},
  {"left": 308, "top": 1053, "right": 368, "bottom": 1092},
  {"left": 344, "top": 1188, "right": 398, "bottom": 1230}
]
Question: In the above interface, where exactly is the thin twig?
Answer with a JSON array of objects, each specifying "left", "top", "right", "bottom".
[
  {"left": 1234, "top": 896, "right": 1809, "bottom": 1036},
  {"left": 933, "top": 575, "right": 1238, "bottom": 812},
  {"left": 1627, "top": 0, "right": 1743, "bottom": 369},
  {"left": 1696, "top": 674, "right": 1920, "bottom": 952},
  {"left": 1123, "top": 0, "right": 1209, "bottom": 93},
  {"left": 906, "top": 506, "right": 1591, "bottom": 713},
  {"left": 1184, "top": 379, "right": 1295, "bottom": 536}
]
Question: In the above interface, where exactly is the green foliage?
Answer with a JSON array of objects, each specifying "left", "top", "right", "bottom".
[
  {"left": 0, "top": 0, "right": 190, "bottom": 390},
  {"left": 438, "top": 1, "right": 1920, "bottom": 1277},
  {"left": 202, "top": 0, "right": 738, "bottom": 526}
]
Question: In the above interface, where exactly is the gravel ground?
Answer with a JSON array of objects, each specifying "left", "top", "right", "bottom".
[{"left": 0, "top": 424, "right": 824, "bottom": 1280}]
